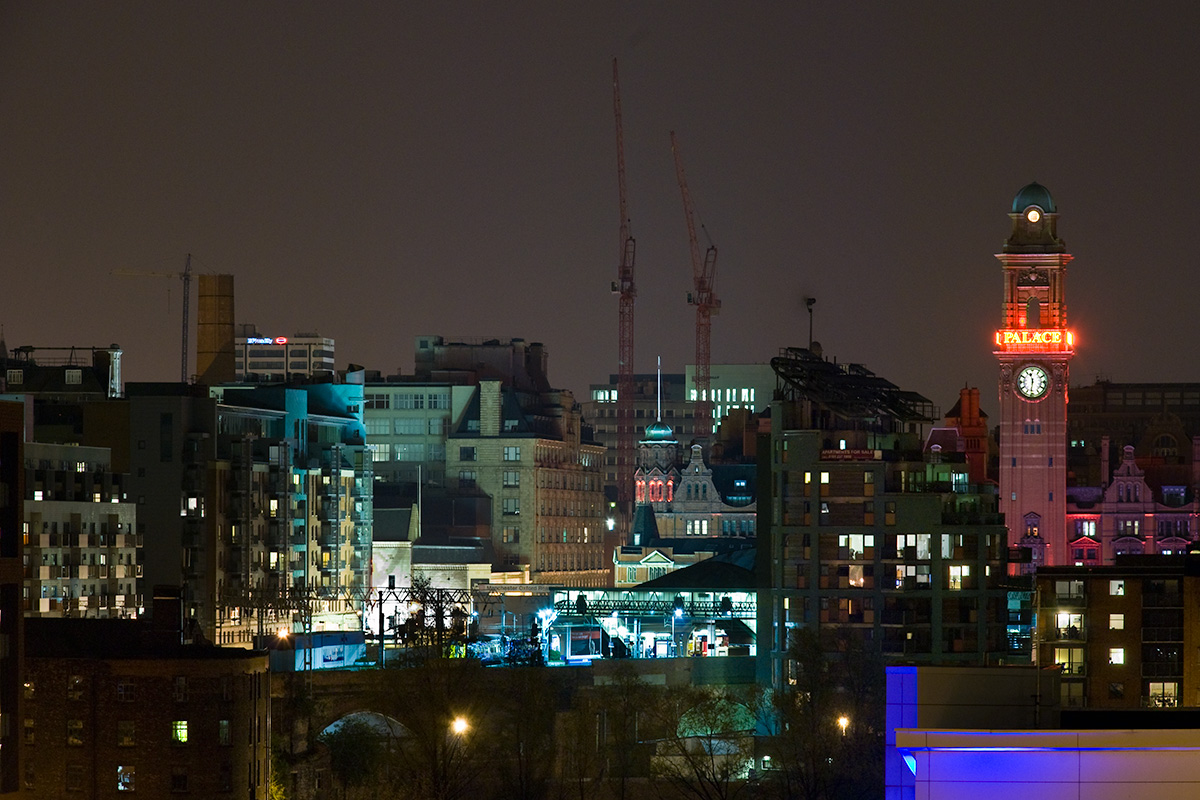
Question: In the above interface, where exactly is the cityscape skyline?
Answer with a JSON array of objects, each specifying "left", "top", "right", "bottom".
[{"left": 5, "top": 4, "right": 1200, "bottom": 414}]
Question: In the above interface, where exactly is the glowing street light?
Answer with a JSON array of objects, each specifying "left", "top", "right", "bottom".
[
  {"left": 672, "top": 607, "right": 683, "bottom": 656},
  {"left": 451, "top": 716, "right": 468, "bottom": 735},
  {"left": 837, "top": 715, "right": 849, "bottom": 736}
]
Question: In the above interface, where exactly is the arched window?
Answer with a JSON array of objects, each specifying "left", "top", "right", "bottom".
[
  {"left": 1153, "top": 434, "right": 1179, "bottom": 459},
  {"left": 1025, "top": 296, "right": 1041, "bottom": 328}
]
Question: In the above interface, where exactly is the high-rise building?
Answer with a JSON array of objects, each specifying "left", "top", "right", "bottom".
[
  {"left": 118, "top": 379, "right": 371, "bottom": 645},
  {"left": 758, "top": 348, "right": 1022, "bottom": 690},
  {"left": 995, "top": 183, "right": 1074, "bottom": 567}
]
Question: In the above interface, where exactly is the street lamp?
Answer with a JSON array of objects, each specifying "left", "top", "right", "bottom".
[
  {"left": 837, "top": 715, "right": 849, "bottom": 736},
  {"left": 672, "top": 607, "right": 683, "bottom": 656},
  {"left": 451, "top": 716, "right": 468, "bottom": 735}
]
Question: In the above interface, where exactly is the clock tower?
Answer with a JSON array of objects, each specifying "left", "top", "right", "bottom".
[{"left": 995, "top": 183, "right": 1074, "bottom": 569}]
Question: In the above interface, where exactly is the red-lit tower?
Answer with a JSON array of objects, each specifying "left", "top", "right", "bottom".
[
  {"left": 612, "top": 59, "right": 637, "bottom": 541},
  {"left": 670, "top": 131, "right": 720, "bottom": 442},
  {"left": 995, "top": 182, "right": 1074, "bottom": 569}
]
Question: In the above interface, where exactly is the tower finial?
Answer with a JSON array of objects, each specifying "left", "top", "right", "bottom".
[{"left": 656, "top": 356, "right": 662, "bottom": 422}]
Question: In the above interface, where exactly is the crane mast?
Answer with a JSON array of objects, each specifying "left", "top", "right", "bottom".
[
  {"left": 112, "top": 253, "right": 194, "bottom": 382},
  {"left": 612, "top": 58, "right": 637, "bottom": 540},
  {"left": 671, "top": 131, "right": 720, "bottom": 441}
]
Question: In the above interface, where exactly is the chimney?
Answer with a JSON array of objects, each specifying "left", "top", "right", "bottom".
[{"left": 196, "top": 274, "right": 235, "bottom": 384}]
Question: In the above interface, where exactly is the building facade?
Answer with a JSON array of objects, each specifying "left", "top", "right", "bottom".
[
  {"left": 22, "top": 618, "right": 270, "bottom": 797},
  {"left": 1035, "top": 556, "right": 1200, "bottom": 710},
  {"left": 995, "top": 182, "right": 1074, "bottom": 567},
  {"left": 23, "top": 442, "right": 140, "bottom": 618},
  {"left": 119, "top": 380, "right": 371, "bottom": 646},
  {"left": 234, "top": 326, "right": 335, "bottom": 382},
  {"left": 445, "top": 380, "right": 607, "bottom": 586},
  {"left": 759, "top": 348, "right": 1023, "bottom": 691}
]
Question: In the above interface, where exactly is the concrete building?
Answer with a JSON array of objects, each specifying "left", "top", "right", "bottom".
[
  {"left": 234, "top": 325, "right": 336, "bottom": 382},
  {"left": 994, "top": 183, "right": 1073, "bottom": 567},
  {"left": 445, "top": 380, "right": 607, "bottom": 586},
  {"left": 0, "top": 343, "right": 123, "bottom": 402},
  {"left": 22, "top": 616, "right": 270, "bottom": 797},
  {"left": 1035, "top": 555, "right": 1200, "bottom": 710},
  {"left": 683, "top": 362, "right": 775, "bottom": 427},
  {"left": 105, "top": 379, "right": 371, "bottom": 646},
  {"left": 23, "top": 442, "right": 139, "bottom": 618},
  {"left": 366, "top": 337, "right": 608, "bottom": 586},
  {"left": 759, "top": 348, "right": 1025, "bottom": 692}
]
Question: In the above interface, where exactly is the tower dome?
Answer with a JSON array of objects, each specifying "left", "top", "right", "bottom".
[
  {"left": 644, "top": 420, "right": 675, "bottom": 441},
  {"left": 1011, "top": 182, "right": 1056, "bottom": 214}
]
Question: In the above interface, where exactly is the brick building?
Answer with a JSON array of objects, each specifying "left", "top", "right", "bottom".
[
  {"left": 22, "top": 617, "right": 270, "bottom": 797},
  {"left": 1035, "top": 555, "right": 1200, "bottom": 710}
]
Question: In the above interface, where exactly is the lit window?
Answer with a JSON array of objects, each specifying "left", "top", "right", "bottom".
[
  {"left": 118, "top": 721, "right": 135, "bottom": 747},
  {"left": 219, "top": 719, "right": 231, "bottom": 746},
  {"left": 1109, "top": 647, "right": 1125, "bottom": 665},
  {"left": 1110, "top": 580, "right": 1125, "bottom": 596},
  {"left": 172, "top": 720, "right": 188, "bottom": 745},
  {"left": 67, "top": 719, "right": 84, "bottom": 746},
  {"left": 1109, "top": 613, "right": 1124, "bottom": 630},
  {"left": 117, "top": 765, "right": 135, "bottom": 792}
]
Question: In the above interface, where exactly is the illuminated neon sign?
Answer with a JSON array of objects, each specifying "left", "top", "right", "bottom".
[
  {"left": 994, "top": 329, "right": 1073, "bottom": 352},
  {"left": 244, "top": 336, "right": 289, "bottom": 345}
]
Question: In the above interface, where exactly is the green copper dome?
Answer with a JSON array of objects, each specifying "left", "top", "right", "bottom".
[
  {"left": 644, "top": 421, "right": 675, "bottom": 441},
  {"left": 1011, "top": 182, "right": 1056, "bottom": 214}
]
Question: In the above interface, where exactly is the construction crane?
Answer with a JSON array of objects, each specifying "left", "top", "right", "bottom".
[
  {"left": 113, "top": 254, "right": 193, "bottom": 382},
  {"left": 670, "top": 131, "right": 720, "bottom": 442},
  {"left": 611, "top": 58, "right": 637, "bottom": 541}
]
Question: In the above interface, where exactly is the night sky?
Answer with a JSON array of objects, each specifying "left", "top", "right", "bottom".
[{"left": 5, "top": 4, "right": 1200, "bottom": 417}]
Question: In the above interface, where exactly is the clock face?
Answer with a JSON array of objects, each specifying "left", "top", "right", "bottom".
[
  {"left": 1026, "top": 208, "right": 1041, "bottom": 223},
  {"left": 1016, "top": 365, "right": 1049, "bottom": 399}
]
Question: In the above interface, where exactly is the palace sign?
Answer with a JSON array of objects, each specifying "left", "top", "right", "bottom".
[{"left": 994, "top": 329, "right": 1074, "bottom": 353}]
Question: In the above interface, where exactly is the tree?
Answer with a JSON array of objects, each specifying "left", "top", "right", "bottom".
[
  {"left": 488, "top": 667, "right": 558, "bottom": 800},
  {"left": 375, "top": 658, "right": 490, "bottom": 800},
  {"left": 647, "top": 683, "right": 764, "bottom": 800},
  {"left": 318, "top": 718, "right": 384, "bottom": 799},
  {"left": 763, "top": 626, "right": 885, "bottom": 800}
]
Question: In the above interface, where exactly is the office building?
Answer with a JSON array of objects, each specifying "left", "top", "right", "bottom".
[{"left": 234, "top": 325, "right": 335, "bottom": 382}]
